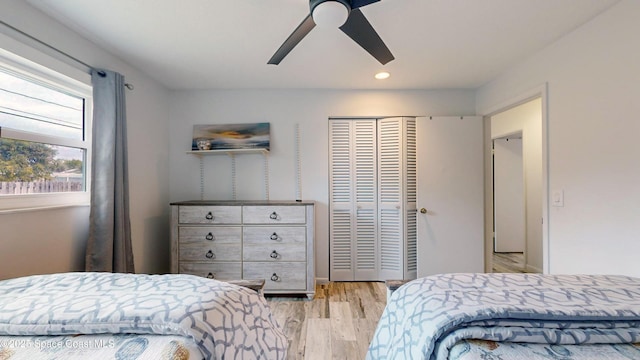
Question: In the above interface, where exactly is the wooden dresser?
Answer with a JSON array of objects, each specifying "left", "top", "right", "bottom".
[{"left": 170, "top": 200, "right": 315, "bottom": 298}]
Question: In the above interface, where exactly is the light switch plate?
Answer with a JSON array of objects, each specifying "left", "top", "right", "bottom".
[{"left": 552, "top": 190, "right": 564, "bottom": 207}]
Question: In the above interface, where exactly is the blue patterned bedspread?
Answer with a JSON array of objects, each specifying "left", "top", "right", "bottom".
[
  {"left": 0, "top": 272, "right": 287, "bottom": 359},
  {"left": 367, "top": 273, "right": 640, "bottom": 360},
  {"left": 449, "top": 339, "right": 640, "bottom": 359}
]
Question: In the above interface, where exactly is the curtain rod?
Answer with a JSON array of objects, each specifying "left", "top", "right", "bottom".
[{"left": 0, "top": 20, "right": 134, "bottom": 90}]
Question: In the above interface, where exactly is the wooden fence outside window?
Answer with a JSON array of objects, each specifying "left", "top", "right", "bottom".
[{"left": 0, "top": 181, "right": 83, "bottom": 194}]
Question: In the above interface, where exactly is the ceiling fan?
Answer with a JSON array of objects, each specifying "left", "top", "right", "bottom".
[{"left": 268, "top": 0, "right": 394, "bottom": 65}]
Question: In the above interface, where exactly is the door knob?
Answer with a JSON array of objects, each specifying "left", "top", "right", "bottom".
[{"left": 419, "top": 208, "right": 428, "bottom": 214}]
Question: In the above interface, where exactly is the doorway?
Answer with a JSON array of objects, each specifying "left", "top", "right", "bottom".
[{"left": 488, "top": 98, "right": 543, "bottom": 274}]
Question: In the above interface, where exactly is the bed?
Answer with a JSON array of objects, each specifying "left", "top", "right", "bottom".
[
  {"left": 368, "top": 273, "right": 640, "bottom": 359},
  {"left": 0, "top": 272, "right": 287, "bottom": 359}
]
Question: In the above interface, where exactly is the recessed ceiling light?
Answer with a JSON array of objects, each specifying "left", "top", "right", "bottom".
[{"left": 375, "top": 71, "right": 390, "bottom": 80}]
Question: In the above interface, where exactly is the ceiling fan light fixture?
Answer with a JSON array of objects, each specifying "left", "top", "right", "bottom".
[
  {"left": 312, "top": 1, "right": 350, "bottom": 28},
  {"left": 269, "top": 0, "right": 393, "bottom": 65},
  {"left": 375, "top": 71, "right": 390, "bottom": 80}
]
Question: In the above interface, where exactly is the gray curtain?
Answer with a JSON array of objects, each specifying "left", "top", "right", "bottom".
[{"left": 85, "top": 69, "right": 135, "bottom": 273}]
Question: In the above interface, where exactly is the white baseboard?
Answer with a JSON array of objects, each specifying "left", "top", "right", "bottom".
[{"left": 316, "top": 277, "right": 329, "bottom": 285}]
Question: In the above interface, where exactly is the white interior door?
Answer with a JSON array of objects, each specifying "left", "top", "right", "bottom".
[
  {"left": 416, "top": 116, "right": 484, "bottom": 276},
  {"left": 493, "top": 137, "right": 525, "bottom": 253}
]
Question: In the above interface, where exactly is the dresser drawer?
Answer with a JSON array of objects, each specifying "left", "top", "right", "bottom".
[
  {"left": 243, "top": 226, "right": 306, "bottom": 244},
  {"left": 243, "top": 243, "right": 306, "bottom": 262},
  {"left": 179, "top": 262, "right": 242, "bottom": 280},
  {"left": 243, "top": 206, "right": 306, "bottom": 224},
  {"left": 178, "top": 206, "right": 241, "bottom": 224},
  {"left": 179, "top": 243, "right": 241, "bottom": 261},
  {"left": 179, "top": 226, "right": 241, "bottom": 244},
  {"left": 243, "top": 262, "right": 306, "bottom": 291}
]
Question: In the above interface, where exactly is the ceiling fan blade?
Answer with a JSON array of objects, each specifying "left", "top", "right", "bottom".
[
  {"left": 339, "top": 8, "right": 394, "bottom": 65},
  {"left": 350, "top": 0, "right": 380, "bottom": 9},
  {"left": 268, "top": 14, "right": 316, "bottom": 65}
]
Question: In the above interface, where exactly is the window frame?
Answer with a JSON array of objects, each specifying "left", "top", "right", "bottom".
[{"left": 0, "top": 50, "right": 92, "bottom": 212}]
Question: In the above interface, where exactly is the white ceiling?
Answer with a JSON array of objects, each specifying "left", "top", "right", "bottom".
[{"left": 27, "top": 0, "right": 619, "bottom": 90}]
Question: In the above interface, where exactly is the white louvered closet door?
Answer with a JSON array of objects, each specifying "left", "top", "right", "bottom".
[
  {"left": 329, "top": 120, "right": 355, "bottom": 281},
  {"left": 377, "top": 118, "right": 417, "bottom": 280},
  {"left": 403, "top": 118, "right": 418, "bottom": 280},
  {"left": 329, "top": 119, "right": 378, "bottom": 281},
  {"left": 353, "top": 120, "right": 378, "bottom": 280},
  {"left": 330, "top": 118, "right": 416, "bottom": 281},
  {"left": 377, "top": 118, "right": 404, "bottom": 280}
]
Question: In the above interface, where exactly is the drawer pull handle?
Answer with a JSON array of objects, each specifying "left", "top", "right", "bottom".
[
  {"left": 205, "top": 212, "right": 214, "bottom": 220},
  {"left": 269, "top": 211, "right": 278, "bottom": 220},
  {"left": 270, "top": 232, "right": 279, "bottom": 241},
  {"left": 207, "top": 272, "right": 215, "bottom": 279},
  {"left": 270, "top": 273, "right": 280, "bottom": 282},
  {"left": 205, "top": 232, "right": 214, "bottom": 241},
  {"left": 270, "top": 250, "right": 279, "bottom": 259},
  {"left": 205, "top": 250, "right": 215, "bottom": 259}
]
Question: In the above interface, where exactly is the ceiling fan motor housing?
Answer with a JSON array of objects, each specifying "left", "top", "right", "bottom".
[{"left": 310, "top": 0, "right": 351, "bottom": 14}]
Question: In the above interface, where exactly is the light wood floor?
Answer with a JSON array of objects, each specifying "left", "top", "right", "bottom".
[
  {"left": 265, "top": 254, "right": 527, "bottom": 359},
  {"left": 266, "top": 282, "right": 387, "bottom": 360},
  {"left": 492, "top": 252, "right": 526, "bottom": 273}
]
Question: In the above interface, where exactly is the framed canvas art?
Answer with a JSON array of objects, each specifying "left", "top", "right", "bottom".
[{"left": 192, "top": 123, "right": 270, "bottom": 151}]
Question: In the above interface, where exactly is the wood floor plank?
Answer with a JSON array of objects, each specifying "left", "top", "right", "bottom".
[
  {"left": 354, "top": 318, "right": 377, "bottom": 359},
  {"left": 304, "top": 318, "right": 332, "bottom": 360},
  {"left": 347, "top": 286, "right": 367, "bottom": 319},
  {"left": 331, "top": 339, "right": 360, "bottom": 360},
  {"left": 358, "top": 285, "right": 384, "bottom": 321},
  {"left": 269, "top": 301, "right": 305, "bottom": 356},
  {"left": 266, "top": 281, "right": 387, "bottom": 359},
  {"left": 329, "top": 302, "right": 357, "bottom": 341},
  {"left": 327, "top": 282, "right": 346, "bottom": 302},
  {"left": 283, "top": 302, "right": 306, "bottom": 359},
  {"left": 304, "top": 297, "right": 326, "bottom": 319},
  {"left": 365, "top": 282, "right": 383, "bottom": 303},
  {"left": 493, "top": 252, "right": 527, "bottom": 273}
]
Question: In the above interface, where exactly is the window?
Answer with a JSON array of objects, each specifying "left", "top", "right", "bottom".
[{"left": 0, "top": 50, "right": 91, "bottom": 211}]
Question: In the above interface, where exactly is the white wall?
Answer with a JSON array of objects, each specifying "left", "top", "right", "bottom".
[
  {"left": 477, "top": 0, "right": 640, "bottom": 276},
  {"left": 491, "top": 99, "right": 543, "bottom": 271},
  {"left": 0, "top": 1, "right": 171, "bottom": 278},
  {"left": 169, "top": 89, "right": 476, "bottom": 280}
]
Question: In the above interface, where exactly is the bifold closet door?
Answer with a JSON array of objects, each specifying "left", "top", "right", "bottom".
[
  {"left": 329, "top": 118, "right": 416, "bottom": 281},
  {"left": 329, "top": 119, "right": 378, "bottom": 281},
  {"left": 377, "top": 118, "right": 417, "bottom": 281}
]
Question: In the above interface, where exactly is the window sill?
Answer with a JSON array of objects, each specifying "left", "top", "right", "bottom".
[
  {"left": 0, "top": 192, "right": 90, "bottom": 213},
  {"left": 0, "top": 203, "right": 90, "bottom": 215}
]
